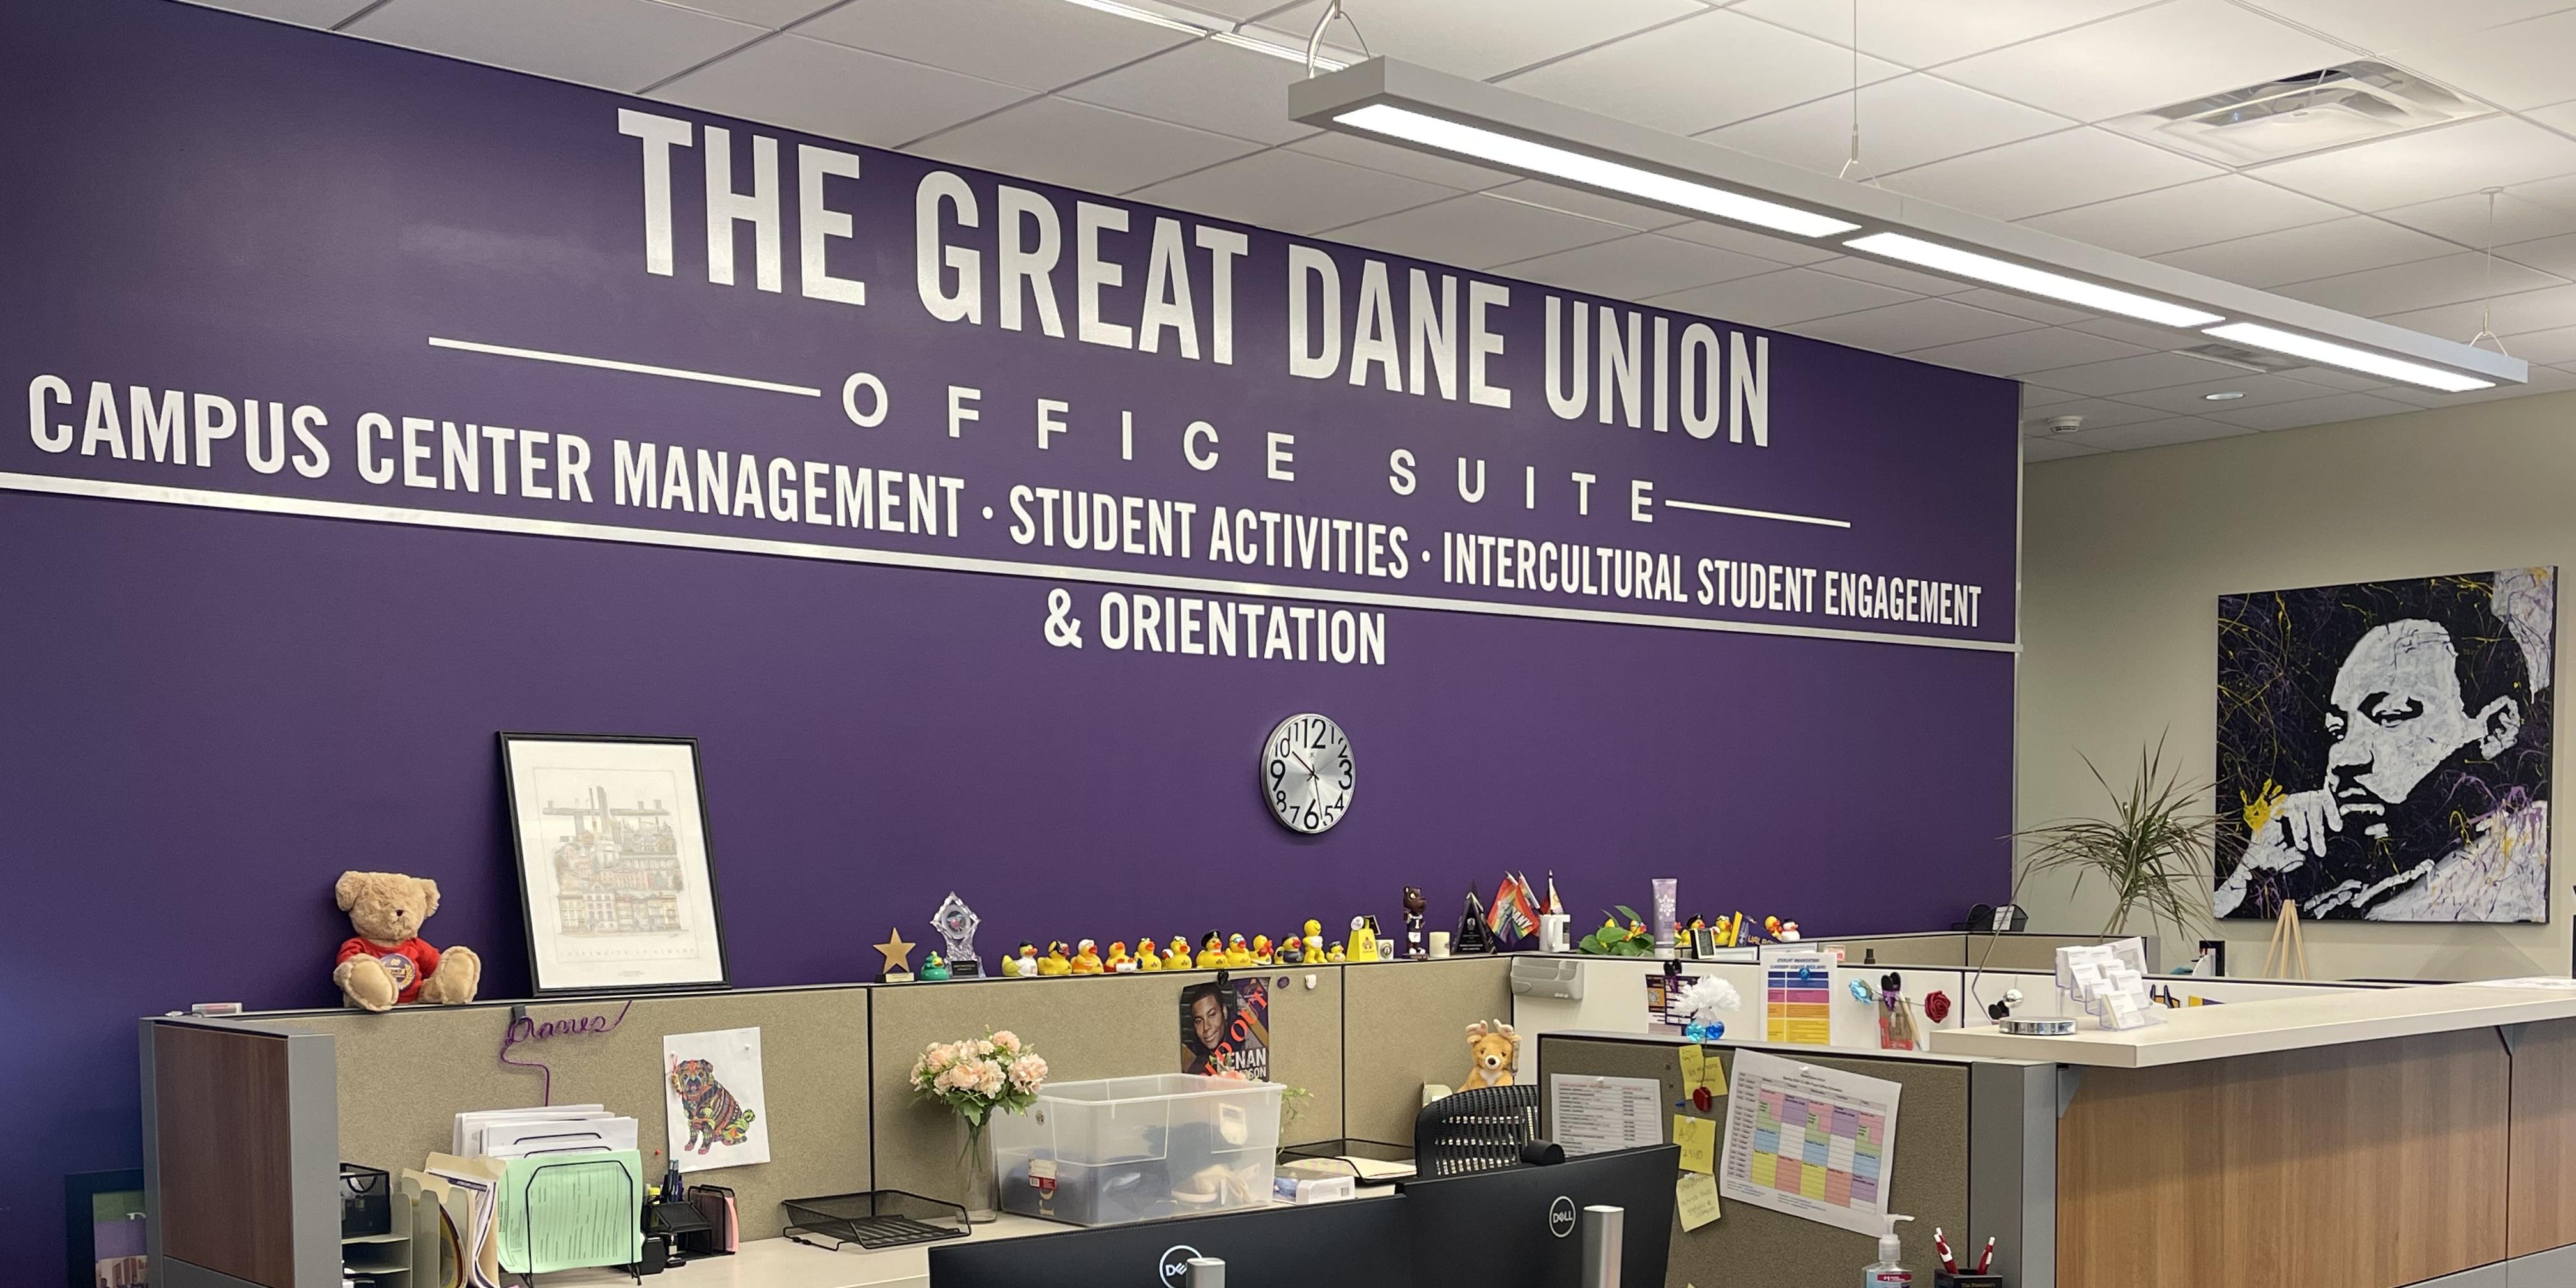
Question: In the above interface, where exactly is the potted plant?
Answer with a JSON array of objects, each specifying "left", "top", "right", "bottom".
[
  {"left": 909, "top": 1029, "right": 1047, "bottom": 1223},
  {"left": 1577, "top": 907, "right": 1656, "bottom": 955},
  {"left": 2014, "top": 737, "right": 2218, "bottom": 942}
]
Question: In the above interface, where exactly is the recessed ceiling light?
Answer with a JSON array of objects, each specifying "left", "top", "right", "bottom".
[
  {"left": 2204, "top": 391, "right": 2247, "bottom": 401},
  {"left": 2204, "top": 322, "right": 2495, "bottom": 393},
  {"left": 1844, "top": 232, "right": 2224, "bottom": 329}
]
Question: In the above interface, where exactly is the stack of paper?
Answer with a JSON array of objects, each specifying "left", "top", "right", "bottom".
[
  {"left": 454, "top": 1107, "right": 638, "bottom": 1157},
  {"left": 427, "top": 1108, "right": 645, "bottom": 1280}
]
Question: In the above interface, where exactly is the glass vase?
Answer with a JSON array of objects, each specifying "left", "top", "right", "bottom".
[{"left": 958, "top": 1117, "right": 999, "bottom": 1223}]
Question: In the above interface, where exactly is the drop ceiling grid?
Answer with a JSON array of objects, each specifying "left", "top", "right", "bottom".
[{"left": 178, "top": 0, "right": 2576, "bottom": 452}]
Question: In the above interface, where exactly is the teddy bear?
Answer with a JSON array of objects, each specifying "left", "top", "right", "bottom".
[
  {"left": 332, "top": 870, "right": 481, "bottom": 1013},
  {"left": 1461, "top": 1019, "right": 1520, "bottom": 1089}
]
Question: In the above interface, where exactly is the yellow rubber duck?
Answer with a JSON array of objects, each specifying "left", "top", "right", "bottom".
[
  {"left": 1325, "top": 942, "right": 1346, "bottom": 963},
  {"left": 1107, "top": 940, "right": 1134, "bottom": 972},
  {"left": 1135, "top": 937, "right": 1165, "bottom": 970},
  {"left": 1167, "top": 935, "right": 1192, "bottom": 967},
  {"left": 1037, "top": 941, "right": 1073, "bottom": 976},
  {"left": 1071, "top": 938, "right": 1105, "bottom": 974},
  {"left": 1251, "top": 935, "right": 1274, "bottom": 965},
  {"left": 1223, "top": 933, "right": 1256, "bottom": 967},
  {"left": 1301, "top": 918, "right": 1326, "bottom": 960},
  {"left": 1195, "top": 931, "right": 1227, "bottom": 969}
]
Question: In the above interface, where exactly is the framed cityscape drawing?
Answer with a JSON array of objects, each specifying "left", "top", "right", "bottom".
[
  {"left": 2214, "top": 569, "right": 2554, "bottom": 924},
  {"left": 500, "top": 733, "right": 730, "bottom": 993}
]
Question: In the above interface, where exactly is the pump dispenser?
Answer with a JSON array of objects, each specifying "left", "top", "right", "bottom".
[{"left": 1864, "top": 1215, "right": 1914, "bottom": 1285}]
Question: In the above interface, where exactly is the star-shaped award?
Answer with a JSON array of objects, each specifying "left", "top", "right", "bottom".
[{"left": 876, "top": 927, "right": 916, "bottom": 981}]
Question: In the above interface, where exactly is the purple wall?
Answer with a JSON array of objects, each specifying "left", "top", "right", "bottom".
[{"left": 1, "top": 3, "right": 2017, "bottom": 1280}]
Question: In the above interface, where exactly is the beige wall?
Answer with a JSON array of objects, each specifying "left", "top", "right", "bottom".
[{"left": 2016, "top": 390, "right": 2576, "bottom": 981}]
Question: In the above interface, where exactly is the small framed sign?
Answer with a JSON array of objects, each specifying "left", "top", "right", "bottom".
[{"left": 500, "top": 733, "right": 730, "bottom": 995}]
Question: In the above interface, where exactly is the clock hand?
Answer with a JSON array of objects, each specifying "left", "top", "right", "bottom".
[{"left": 1292, "top": 751, "right": 1315, "bottom": 775}]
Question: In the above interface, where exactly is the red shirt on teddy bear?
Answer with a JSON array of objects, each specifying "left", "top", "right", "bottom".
[{"left": 337, "top": 937, "right": 443, "bottom": 1005}]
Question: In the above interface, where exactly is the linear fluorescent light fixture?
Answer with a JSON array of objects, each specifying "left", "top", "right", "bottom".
[
  {"left": 1845, "top": 233, "right": 2222, "bottom": 329},
  {"left": 1290, "top": 58, "right": 2526, "bottom": 394},
  {"left": 1058, "top": 0, "right": 1346, "bottom": 70},
  {"left": 2204, "top": 322, "right": 2494, "bottom": 392}
]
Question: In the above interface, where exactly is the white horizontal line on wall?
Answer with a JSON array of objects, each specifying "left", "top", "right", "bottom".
[
  {"left": 427, "top": 337, "right": 824, "bottom": 397},
  {"left": 0, "top": 473, "right": 2015, "bottom": 654},
  {"left": 1662, "top": 498, "right": 1852, "bottom": 528}
]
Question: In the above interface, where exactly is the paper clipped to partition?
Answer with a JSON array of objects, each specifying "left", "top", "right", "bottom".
[
  {"left": 1716, "top": 1051, "right": 1901, "bottom": 1238},
  {"left": 1549, "top": 1074, "right": 1664, "bottom": 1156}
]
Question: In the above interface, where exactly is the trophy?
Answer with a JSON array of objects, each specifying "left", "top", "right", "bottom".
[{"left": 930, "top": 892, "right": 983, "bottom": 977}]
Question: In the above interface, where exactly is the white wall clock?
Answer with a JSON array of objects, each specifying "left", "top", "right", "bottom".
[{"left": 1262, "top": 712, "right": 1353, "bottom": 834}]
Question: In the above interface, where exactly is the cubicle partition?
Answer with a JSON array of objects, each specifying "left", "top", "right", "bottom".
[{"left": 141, "top": 956, "right": 1514, "bottom": 1287}]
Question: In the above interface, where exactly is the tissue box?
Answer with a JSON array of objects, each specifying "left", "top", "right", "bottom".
[{"left": 1272, "top": 1174, "right": 1354, "bottom": 1204}]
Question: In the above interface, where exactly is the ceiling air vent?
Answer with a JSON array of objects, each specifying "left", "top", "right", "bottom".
[
  {"left": 2106, "top": 61, "right": 2487, "bottom": 165},
  {"left": 2177, "top": 342, "right": 2304, "bottom": 374}
]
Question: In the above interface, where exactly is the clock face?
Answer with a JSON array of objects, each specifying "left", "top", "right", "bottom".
[{"left": 1263, "top": 713, "right": 1353, "bottom": 834}]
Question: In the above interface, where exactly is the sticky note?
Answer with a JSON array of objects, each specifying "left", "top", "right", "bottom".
[
  {"left": 1679, "top": 1043, "right": 1705, "bottom": 1089},
  {"left": 1676, "top": 1173, "right": 1722, "bottom": 1231},
  {"left": 1704, "top": 1052, "right": 1727, "bottom": 1097},
  {"left": 1673, "top": 1114, "right": 1717, "bottom": 1174}
]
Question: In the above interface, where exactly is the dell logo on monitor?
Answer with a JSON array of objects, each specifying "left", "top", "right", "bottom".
[
  {"left": 1158, "top": 1245, "right": 1204, "bottom": 1287},
  {"left": 1548, "top": 1196, "right": 1577, "bottom": 1239}
]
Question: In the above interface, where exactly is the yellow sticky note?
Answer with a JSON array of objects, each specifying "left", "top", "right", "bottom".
[
  {"left": 1676, "top": 1173, "right": 1722, "bottom": 1231},
  {"left": 1704, "top": 1051, "right": 1728, "bottom": 1097},
  {"left": 1673, "top": 1114, "right": 1717, "bottom": 1174},
  {"left": 1679, "top": 1043, "right": 1705, "bottom": 1090}
]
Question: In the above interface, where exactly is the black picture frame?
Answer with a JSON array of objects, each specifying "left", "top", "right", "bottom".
[
  {"left": 65, "top": 1169, "right": 146, "bottom": 1288},
  {"left": 499, "top": 732, "right": 730, "bottom": 996}
]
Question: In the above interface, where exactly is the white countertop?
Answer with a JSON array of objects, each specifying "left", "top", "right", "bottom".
[
  {"left": 1924, "top": 980, "right": 2576, "bottom": 1068},
  {"left": 540, "top": 1218, "right": 1062, "bottom": 1288}
]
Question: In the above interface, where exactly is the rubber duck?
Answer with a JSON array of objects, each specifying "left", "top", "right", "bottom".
[
  {"left": 1167, "top": 936, "right": 1193, "bottom": 967},
  {"left": 999, "top": 950, "right": 1022, "bottom": 977},
  {"left": 1136, "top": 937, "right": 1165, "bottom": 970},
  {"left": 919, "top": 953, "right": 951, "bottom": 982},
  {"left": 1037, "top": 941, "right": 1073, "bottom": 976},
  {"left": 1252, "top": 935, "right": 1274, "bottom": 965},
  {"left": 1071, "top": 938, "right": 1105, "bottom": 974},
  {"left": 1012, "top": 942, "right": 1039, "bottom": 977},
  {"left": 1107, "top": 940, "right": 1135, "bottom": 972},
  {"left": 1196, "top": 931, "right": 1227, "bottom": 969},
  {"left": 1276, "top": 933, "right": 1304, "bottom": 965},
  {"left": 1301, "top": 918, "right": 1326, "bottom": 960},
  {"left": 1325, "top": 942, "right": 1347, "bottom": 963},
  {"left": 1223, "top": 933, "right": 1255, "bottom": 967}
]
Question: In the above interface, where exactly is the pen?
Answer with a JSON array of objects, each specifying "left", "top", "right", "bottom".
[
  {"left": 1977, "top": 1236, "right": 1994, "bottom": 1273},
  {"left": 1934, "top": 1227, "right": 1957, "bottom": 1275}
]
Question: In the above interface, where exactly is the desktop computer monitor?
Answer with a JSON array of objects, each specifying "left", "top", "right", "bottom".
[
  {"left": 931, "top": 1193, "right": 1407, "bottom": 1288},
  {"left": 1401, "top": 1144, "right": 1679, "bottom": 1288}
]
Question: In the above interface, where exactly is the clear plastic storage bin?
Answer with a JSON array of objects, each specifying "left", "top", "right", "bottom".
[{"left": 988, "top": 1074, "right": 1284, "bottom": 1226}]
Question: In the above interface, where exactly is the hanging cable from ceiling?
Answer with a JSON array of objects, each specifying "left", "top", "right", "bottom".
[
  {"left": 1306, "top": 0, "right": 1371, "bottom": 79},
  {"left": 1836, "top": 0, "right": 1877, "bottom": 185},
  {"left": 2469, "top": 187, "right": 2510, "bottom": 356}
]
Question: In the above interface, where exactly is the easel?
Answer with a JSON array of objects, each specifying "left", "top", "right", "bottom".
[{"left": 2261, "top": 899, "right": 2310, "bottom": 979}]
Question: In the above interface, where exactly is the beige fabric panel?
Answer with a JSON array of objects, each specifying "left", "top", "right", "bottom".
[
  {"left": 266, "top": 988, "right": 870, "bottom": 1241},
  {"left": 867, "top": 967, "right": 1347, "bottom": 1209},
  {"left": 1340, "top": 956, "right": 1515, "bottom": 1145},
  {"left": 1538, "top": 1034, "right": 1970, "bottom": 1288}
]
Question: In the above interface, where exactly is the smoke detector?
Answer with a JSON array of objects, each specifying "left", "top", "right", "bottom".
[
  {"left": 2040, "top": 415, "right": 2085, "bottom": 435},
  {"left": 2106, "top": 62, "right": 2487, "bottom": 165}
]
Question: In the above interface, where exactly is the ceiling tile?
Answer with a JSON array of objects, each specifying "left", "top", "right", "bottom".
[
  {"left": 1485, "top": 180, "right": 1689, "bottom": 233},
  {"left": 2205, "top": 391, "right": 2419, "bottom": 431},
  {"left": 2023, "top": 435, "right": 2110, "bottom": 461},
  {"left": 2057, "top": 416, "right": 2257, "bottom": 451},
  {"left": 1646, "top": 266, "right": 1920, "bottom": 328},
  {"left": 2369, "top": 282, "right": 2576, "bottom": 336},
  {"left": 1784, "top": 297, "right": 2041, "bottom": 352},
  {"left": 1883, "top": 127, "right": 2221, "bottom": 222},
  {"left": 1323, "top": 192, "right": 1632, "bottom": 270},
  {"left": 666, "top": 0, "right": 842, "bottom": 26},
  {"left": 1936, "top": 0, "right": 2345, "bottom": 122},
  {"left": 654, "top": 34, "right": 1027, "bottom": 148},
  {"left": 2150, "top": 216, "right": 2457, "bottom": 288},
  {"left": 2533, "top": 100, "right": 2576, "bottom": 133},
  {"left": 349, "top": 0, "right": 764, "bottom": 89},
  {"left": 2018, "top": 177, "right": 2345, "bottom": 257},
  {"left": 2482, "top": 322, "right": 2576, "bottom": 364},
  {"left": 2243, "top": 0, "right": 2575, "bottom": 54},
  {"left": 1287, "top": 132, "right": 1515, "bottom": 192},
  {"left": 1906, "top": 326, "right": 2151, "bottom": 376},
  {"left": 1060, "top": 40, "right": 1324, "bottom": 147},
  {"left": 180, "top": 0, "right": 378, "bottom": 25},
  {"left": 2252, "top": 116, "right": 2576, "bottom": 211},
  {"left": 1810, "top": 254, "right": 1979, "bottom": 296},
  {"left": 1700, "top": 75, "right": 2071, "bottom": 176},
  {"left": 2020, "top": 385, "right": 2090, "bottom": 408},
  {"left": 1949, "top": 288, "right": 2096, "bottom": 326},
  {"left": 2497, "top": 232, "right": 2576, "bottom": 279},
  {"left": 2274, "top": 250, "right": 2568, "bottom": 314},
  {"left": 1165, "top": 0, "right": 1296, "bottom": 17},
  {"left": 1254, "top": 0, "right": 1704, "bottom": 81},
  {"left": 1127, "top": 148, "right": 1457, "bottom": 234},
  {"left": 1657, "top": 219, "right": 1841, "bottom": 266},
  {"left": 2065, "top": 316, "right": 2197, "bottom": 350},
  {"left": 2113, "top": 372, "right": 2345, "bottom": 414},
  {"left": 2016, "top": 397, "right": 2172, "bottom": 431},
  {"left": 910, "top": 96, "right": 1259, "bottom": 194},
  {"left": 1727, "top": 0, "right": 2163, "bottom": 70},
  {"left": 796, "top": 0, "right": 1192, "bottom": 92},
  {"left": 2374, "top": 178, "right": 2576, "bottom": 246},
  {"left": 2395, "top": 10, "right": 2576, "bottom": 111},
  {"left": 1492, "top": 233, "right": 1785, "bottom": 302},
  {"left": 1499, "top": 10, "right": 1905, "bottom": 136},
  {"left": 2023, "top": 350, "right": 2255, "bottom": 395}
]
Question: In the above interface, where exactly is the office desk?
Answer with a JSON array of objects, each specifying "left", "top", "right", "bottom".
[{"left": 544, "top": 1218, "right": 1059, "bottom": 1288}]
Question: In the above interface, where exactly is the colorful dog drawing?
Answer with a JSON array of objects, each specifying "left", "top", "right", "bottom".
[{"left": 669, "top": 1055, "right": 756, "bottom": 1154}]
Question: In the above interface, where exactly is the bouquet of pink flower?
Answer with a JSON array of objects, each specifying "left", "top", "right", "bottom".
[{"left": 910, "top": 1029, "right": 1048, "bottom": 1128}]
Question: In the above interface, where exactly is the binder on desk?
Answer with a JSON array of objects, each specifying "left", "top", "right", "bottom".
[{"left": 495, "top": 1149, "right": 644, "bottom": 1275}]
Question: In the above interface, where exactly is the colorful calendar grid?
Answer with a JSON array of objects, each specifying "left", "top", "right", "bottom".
[
  {"left": 1765, "top": 952, "right": 1832, "bottom": 1045},
  {"left": 1744, "top": 1089, "right": 1887, "bottom": 1209}
]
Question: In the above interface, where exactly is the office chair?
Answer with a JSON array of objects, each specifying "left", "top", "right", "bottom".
[{"left": 1413, "top": 1083, "right": 1542, "bottom": 1178}]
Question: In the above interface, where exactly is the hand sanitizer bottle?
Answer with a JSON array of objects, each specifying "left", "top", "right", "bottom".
[{"left": 1864, "top": 1214, "right": 1914, "bottom": 1285}]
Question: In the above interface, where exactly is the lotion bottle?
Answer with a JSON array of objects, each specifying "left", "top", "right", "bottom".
[{"left": 1864, "top": 1214, "right": 1914, "bottom": 1285}]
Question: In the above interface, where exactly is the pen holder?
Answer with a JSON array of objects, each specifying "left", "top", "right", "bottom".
[{"left": 1936, "top": 1273, "right": 2004, "bottom": 1288}]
